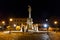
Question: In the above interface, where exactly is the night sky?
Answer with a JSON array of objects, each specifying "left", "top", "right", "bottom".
[{"left": 0, "top": 0, "right": 60, "bottom": 22}]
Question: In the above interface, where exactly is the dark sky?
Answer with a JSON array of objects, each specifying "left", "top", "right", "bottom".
[{"left": 0, "top": 0, "right": 60, "bottom": 21}]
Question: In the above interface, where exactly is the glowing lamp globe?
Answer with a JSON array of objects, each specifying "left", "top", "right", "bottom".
[{"left": 43, "top": 24, "right": 48, "bottom": 28}]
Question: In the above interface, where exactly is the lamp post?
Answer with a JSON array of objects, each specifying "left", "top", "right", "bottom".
[
  {"left": 43, "top": 24, "right": 49, "bottom": 34},
  {"left": 10, "top": 18, "right": 13, "bottom": 22},
  {"left": 43, "top": 24, "right": 49, "bottom": 31},
  {"left": 9, "top": 18, "right": 13, "bottom": 26},
  {"left": 2, "top": 21, "right": 5, "bottom": 25},
  {"left": 54, "top": 21, "right": 58, "bottom": 32},
  {"left": 13, "top": 24, "right": 16, "bottom": 30},
  {"left": 54, "top": 21, "right": 58, "bottom": 25},
  {"left": 2, "top": 21, "right": 5, "bottom": 30},
  {"left": 9, "top": 18, "right": 13, "bottom": 34},
  {"left": 9, "top": 18, "right": 13, "bottom": 28}
]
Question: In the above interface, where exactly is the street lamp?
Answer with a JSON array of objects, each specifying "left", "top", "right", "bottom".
[
  {"left": 43, "top": 24, "right": 48, "bottom": 28},
  {"left": 9, "top": 18, "right": 13, "bottom": 26},
  {"left": 9, "top": 18, "right": 13, "bottom": 22},
  {"left": 46, "top": 19, "right": 48, "bottom": 21},
  {"left": 54, "top": 21, "right": 58, "bottom": 32},
  {"left": 9, "top": 18, "right": 13, "bottom": 34},
  {"left": 2, "top": 21, "right": 5, "bottom": 25},
  {"left": 43, "top": 24, "right": 49, "bottom": 34},
  {"left": 13, "top": 24, "right": 16, "bottom": 27},
  {"left": 54, "top": 21, "right": 58, "bottom": 25}
]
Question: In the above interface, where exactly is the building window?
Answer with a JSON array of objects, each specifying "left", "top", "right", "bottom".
[
  {"left": 20, "top": 23, "right": 21, "bottom": 25},
  {"left": 24, "top": 20, "right": 26, "bottom": 22},
  {"left": 20, "top": 20, "right": 22, "bottom": 22},
  {"left": 17, "top": 20, "right": 18, "bottom": 22},
  {"left": 15, "top": 20, "right": 16, "bottom": 22}
]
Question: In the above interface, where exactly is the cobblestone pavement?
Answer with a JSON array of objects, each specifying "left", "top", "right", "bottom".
[{"left": 0, "top": 32, "right": 50, "bottom": 40}]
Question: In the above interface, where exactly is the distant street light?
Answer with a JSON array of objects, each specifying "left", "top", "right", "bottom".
[
  {"left": 54, "top": 21, "right": 58, "bottom": 32},
  {"left": 43, "top": 24, "right": 49, "bottom": 34},
  {"left": 43, "top": 24, "right": 48, "bottom": 28},
  {"left": 46, "top": 19, "right": 48, "bottom": 21},
  {"left": 9, "top": 18, "right": 13, "bottom": 22},
  {"left": 2, "top": 21, "right": 5, "bottom": 25},
  {"left": 9, "top": 18, "right": 13, "bottom": 26},
  {"left": 13, "top": 24, "right": 16, "bottom": 27},
  {"left": 54, "top": 21, "right": 58, "bottom": 25},
  {"left": 9, "top": 18, "right": 13, "bottom": 34}
]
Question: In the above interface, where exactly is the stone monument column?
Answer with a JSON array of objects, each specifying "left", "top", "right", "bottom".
[{"left": 27, "top": 5, "right": 33, "bottom": 31}]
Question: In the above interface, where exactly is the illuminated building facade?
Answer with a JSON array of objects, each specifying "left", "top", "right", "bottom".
[{"left": 9, "top": 18, "right": 27, "bottom": 26}]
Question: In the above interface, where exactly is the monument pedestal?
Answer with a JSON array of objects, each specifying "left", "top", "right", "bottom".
[{"left": 27, "top": 18, "right": 33, "bottom": 32}]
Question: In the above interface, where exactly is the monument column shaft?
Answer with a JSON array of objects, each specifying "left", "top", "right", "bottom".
[
  {"left": 27, "top": 5, "right": 33, "bottom": 30},
  {"left": 29, "top": 12, "right": 31, "bottom": 18},
  {"left": 28, "top": 5, "right": 31, "bottom": 18}
]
